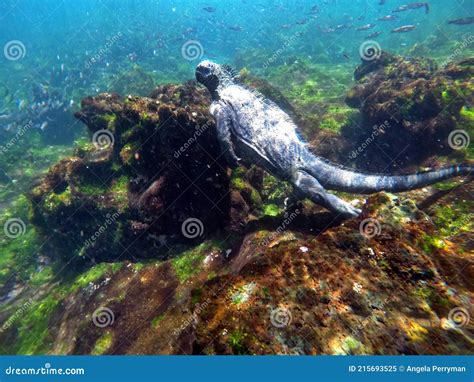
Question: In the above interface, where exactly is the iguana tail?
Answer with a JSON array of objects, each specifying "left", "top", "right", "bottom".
[{"left": 306, "top": 156, "right": 473, "bottom": 194}]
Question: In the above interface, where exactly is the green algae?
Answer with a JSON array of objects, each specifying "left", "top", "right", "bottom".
[
  {"left": 43, "top": 186, "right": 73, "bottom": 213},
  {"left": 228, "top": 330, "right": 249, "bottom": 355},
  {"left": 30, "top": 266, "right": 53, "bottom": 287},
  {"left": 15, "top": 294, "right": 60, "bottom": 354},
  {"left": 432, "top": 202, "right": 473, "bottom": 238},
  {"left": 262, "top": 203, "right": 280, "bottom": 217},
  {"left": 98, "top": 113, "right": 117, "bottom": 132},
  {"left": 0, "top": 195, "right": 41, "bottom": 286},
  {"left": 91, "top": 331, "right": 113, "bottom": 355},
  {"left": 71, "top": 263, "right": 110, "bottom": 291},
  {"left": 110, "top": 175, "right": 129, "bottom": 209},
  {"left": 151, "top": 314, "right": 165, "bottom": 329},
  {"left": 172, "top": 244, "right": 207, "bottom": 282}
]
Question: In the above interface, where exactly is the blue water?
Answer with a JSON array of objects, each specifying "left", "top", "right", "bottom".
[{"left": 0, "top": 0, "right": 472, "bottom": 144}]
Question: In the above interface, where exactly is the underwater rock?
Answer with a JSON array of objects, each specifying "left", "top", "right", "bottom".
[
  {"left": 345, "top": 53, "right": 473, "bottom": 169},
  {"left": 27, "top": 82, "right": 293, "bottom": 263},
  {"left": 7, "top": 188, "right": 471, "bottom": 355},
  {"left": 28, "top": 83, "right": 231, "bottom": 262}
]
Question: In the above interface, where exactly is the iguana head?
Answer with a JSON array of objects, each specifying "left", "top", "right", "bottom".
[{"left": 196, "top": 60, "right": 236, "bottom": 98}]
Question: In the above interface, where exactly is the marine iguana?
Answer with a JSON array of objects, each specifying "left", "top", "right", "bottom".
[{"left": 195, "top": 60, "right": 472, "bottom": 218}]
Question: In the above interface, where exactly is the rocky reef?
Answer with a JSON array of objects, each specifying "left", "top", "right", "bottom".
[
  {"left": 344, "top": 53, "right": 473, "bottom": 170},
  {"left": 0, "top": 61, "right": 472, "bottom": 355}
]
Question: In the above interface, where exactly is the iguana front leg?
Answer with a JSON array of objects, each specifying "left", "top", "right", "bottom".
[{"left": 210, "top": 101, "right": 241, "bottom": 168}]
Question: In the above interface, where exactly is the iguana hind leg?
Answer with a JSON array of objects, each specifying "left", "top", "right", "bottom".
[{"left": 292, "top": 170, "right": 361, "bottom": 218}]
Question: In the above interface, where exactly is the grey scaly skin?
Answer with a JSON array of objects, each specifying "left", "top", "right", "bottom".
[{"left": 195, "top": 60, "right": 473, "bottom": 219}]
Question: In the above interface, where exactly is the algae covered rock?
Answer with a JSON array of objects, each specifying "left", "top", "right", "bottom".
[
  {"left": 345, "top": 53, "right": 473, "bottom": 169},
  {"left": 15, "top": 189, "right": 470, "bottom": 356},
  {"left": 27, "top": 82, "right": 292, "bottom": 263}
]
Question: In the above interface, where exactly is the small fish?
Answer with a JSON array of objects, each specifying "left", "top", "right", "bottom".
[
  {"left": 127, "top": 52, "right": 138, "bottom": 61},
  {"left": 448, "top": 17, "right": 474, "bottom": 25},
  {"left": 229, "top": 25, "right": 243, "bottom": 32},
  {"left": 356, "top": 24, "right": 376, "bottom": 31},
  {"left": 366, "top": 31, "right": 382, "bottom": 39},
  {"left": 17, "top": 99, "right": 27, "bottom": 110},
  {"left": 378, "top": 15, "right": 397, "bottom": 21},
  {"left": 203, "top": 6, "right": 215, "bottom": 13},
  {"left": 393, "top": 2, "right": 429, "bottom": 14},
  {"left": 39, "top": 121, "right": 48, "bottom": 131},
  {"left": 296, "top": 18, "right": 308, "bottom": 25},
  {"left": 391, "top": 25, "right": 416, "bottom": 33},
  {"left": 379, "top": 0, "right": 385, "bottom": 4},
  {"left": 280, "top": 24, "right": 292, "bottom": 29},
  {"left": 335, "top": 24, "right": 351, "bottom": 31},
  {"left": 406, "top": 2, "right": 429, "bottom": 13},
  {"left": 392, "top": 5, "right": 409, "bottom": 12},
  {"left": 343, "top": 53, "right": 350, "bottom": 60}
]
